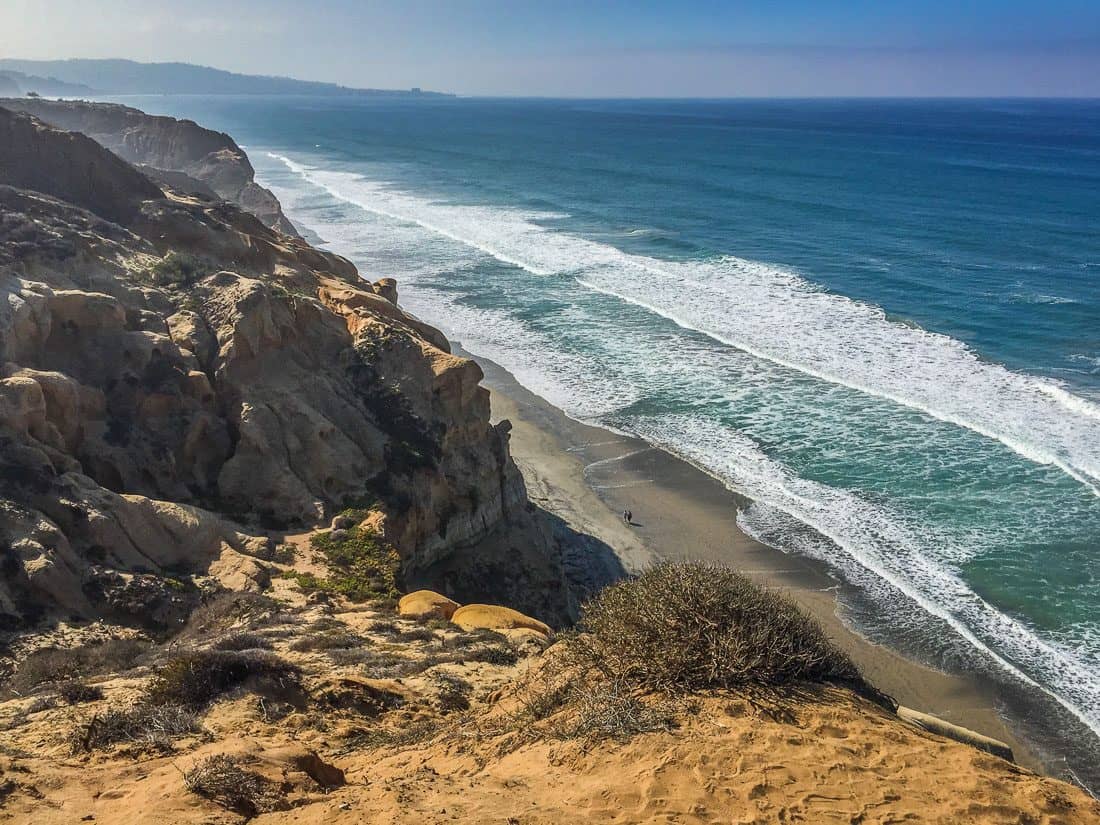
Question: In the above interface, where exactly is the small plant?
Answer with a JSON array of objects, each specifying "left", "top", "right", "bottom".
[
  {"left": 150, "top": 252, "right": 214, "bottom": 286},
  {"left": 144, "top": 650, "right": 299, "bottom": 708},
  {"left": 182, "top": 592, "right": 282, "bottom": 639},
  {"left": 184, "top": 754, "right": 287, "bottom": 816},
  {"left": 302, "top": 526, "right": 402, "bottom": 602}
]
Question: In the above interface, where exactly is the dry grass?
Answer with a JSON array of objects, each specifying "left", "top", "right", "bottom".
[{"left": 184, "top": 754, "right": 287, "bottom": 816}]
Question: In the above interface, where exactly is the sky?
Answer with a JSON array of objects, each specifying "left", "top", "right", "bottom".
[{"left": 2, "top": 0, "right": 1100, "bottom": 97}]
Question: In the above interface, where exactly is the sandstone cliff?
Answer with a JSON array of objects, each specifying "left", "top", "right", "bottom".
[
  {"left": 0, "top": 106, "right": 576, "bottom": 630},
  {"left": 0, "top": 98, "right": 299, "bottom": 235}
]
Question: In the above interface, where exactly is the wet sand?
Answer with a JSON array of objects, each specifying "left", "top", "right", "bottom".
[{"left": 470, "top": 352, "right": 1047, "bottom": 775}]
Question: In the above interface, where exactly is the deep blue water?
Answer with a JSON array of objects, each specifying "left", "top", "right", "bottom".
[{"left": 115, "top": 96, "right": 1100, "bottom": 779}]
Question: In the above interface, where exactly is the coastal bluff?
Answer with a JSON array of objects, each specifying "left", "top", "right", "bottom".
[
  {"left": 0, "top": 98, "right": 299, "bottom": 235},
  {"left": 0, "top": 104, "right": 581, "bottom": 630}
]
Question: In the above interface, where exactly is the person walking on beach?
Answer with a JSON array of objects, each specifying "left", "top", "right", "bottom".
[{"left": 623, "top": 510, "right": 629, "bottom": 524}]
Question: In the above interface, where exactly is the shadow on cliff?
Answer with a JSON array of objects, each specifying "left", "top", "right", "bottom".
[{"left": 406, "top": 504, "right": 630, "bottom": 629}]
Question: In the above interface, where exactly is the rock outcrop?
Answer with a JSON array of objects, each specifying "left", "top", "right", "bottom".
[
  {"left": 0, "top": 105, "right": 575, "bottom": 630},
  {"left": 0, "top": 98, "right": 299, "bottom": 235}
]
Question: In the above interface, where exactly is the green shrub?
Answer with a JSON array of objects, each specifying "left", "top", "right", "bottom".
[
  {"left": 302, "top": 527, "right": 402, "bottom": 602},
  {"left": 575, "top": 563, "right": 879, "bottom": 698},
  {"left": 144, "top": 650, "right": 299, "bottom": 708},
  {"left": 150, "top": 252, "right": 214, "bottom": 286}
]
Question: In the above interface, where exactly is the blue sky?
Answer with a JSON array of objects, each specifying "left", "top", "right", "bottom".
[{"left": 2, "top": 0, "right": 1099, "bottom": 96}]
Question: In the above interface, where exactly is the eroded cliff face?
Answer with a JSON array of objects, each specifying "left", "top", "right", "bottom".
[
  {"left": 0, "top": 98, "right": 299, "bottom": 235},
  {"left": 0, "top": 107, "right": 574, "bottom": 630}
]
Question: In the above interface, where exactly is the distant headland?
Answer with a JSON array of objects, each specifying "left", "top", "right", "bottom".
[{"left": 0, "top": 57, "right": 453, "bottom": 97}]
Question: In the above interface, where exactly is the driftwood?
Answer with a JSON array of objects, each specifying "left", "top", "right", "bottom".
[{"left": 897, "top": 705, "right": 1014, "bottom": 762}]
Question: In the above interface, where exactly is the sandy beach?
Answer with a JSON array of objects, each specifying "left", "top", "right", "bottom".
[{"left": 469, "top": 352, "right": 1049, "bottom": 776}]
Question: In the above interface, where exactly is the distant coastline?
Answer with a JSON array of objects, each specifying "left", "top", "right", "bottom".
[{"left": 0, "top": 57, "right": 453, "bottom": 98}]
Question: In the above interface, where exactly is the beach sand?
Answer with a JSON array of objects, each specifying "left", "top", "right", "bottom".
[{"left": 472, "top": 353, "right": 1047, "bottom": 775}]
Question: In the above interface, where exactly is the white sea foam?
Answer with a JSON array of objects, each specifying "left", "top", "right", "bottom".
[
  {"left": 267, "top": 153, "right": 1100, "bottom": 497},
  {"left": 643, "top": 416, "right": 1100, "bottom": 737},
  {"left": 258, "top": 151, "right": 1100, "bottom": 739}
]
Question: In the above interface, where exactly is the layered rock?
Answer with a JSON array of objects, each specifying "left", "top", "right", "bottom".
[
  {"left": 0, "top": 98, "right": 299, "bottom": 235},
  {"left": 0, "top": 106, "right": 574, "bottom": 630}
]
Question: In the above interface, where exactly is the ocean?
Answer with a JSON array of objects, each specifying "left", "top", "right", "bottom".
[{"left": 115, "top": 95, "right": 1100, "bottom": 781}]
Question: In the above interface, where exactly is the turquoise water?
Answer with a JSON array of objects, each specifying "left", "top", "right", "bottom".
[{"left": 118, "top": 96, "right": 1099, "bottom": 779}]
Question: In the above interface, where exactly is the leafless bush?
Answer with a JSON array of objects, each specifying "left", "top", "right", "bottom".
[
  {"left": 73, "top": 703, "right": 202, "bottom": 751},
  {"left": 566, "top": 680, "right": 674, "bottom": 741},
  {"left": 182, "top": 592, "right": 282, "bottom": 640},
  {"left": 183, "top": 754, "right": 287, "bottom": 816}
]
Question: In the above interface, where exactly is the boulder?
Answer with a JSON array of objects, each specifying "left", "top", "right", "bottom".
[
  {"left": 398, "top": 590, "right": 460, "bottom": 621},
  {"left": 450, "top": 604, "right": 552, "bottom": 637}
]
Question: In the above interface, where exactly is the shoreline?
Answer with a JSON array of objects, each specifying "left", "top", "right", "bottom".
[{"left": 467, "top": 349, "right": 1052, "bottom": 777}]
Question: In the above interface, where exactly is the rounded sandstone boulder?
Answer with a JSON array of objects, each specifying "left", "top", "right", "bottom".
[
  {"left": 450, "top": 604, "right": 552, "bottom": 637},
  {"left": 398, "top": 590, "right": 460, "bottom": 621}
]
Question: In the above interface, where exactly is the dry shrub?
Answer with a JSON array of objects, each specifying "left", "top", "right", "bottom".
[
  {"left": 184, "top": 754, "right": 287, "bottom": 816},
  {"left": 288, "top": 631, "right": 366, "bottom": 652},
  {"left": 566, "top": 680, "right": 674, "bottom": 741},
  {"left": 577, "top": 563, "right": 878, "bottom": 698},
  {"left": 6, "top": 638, "right": 149, "bottom": 695},
  {"left": 58, "top": 681, "right": 104, "bottom": 705},
  {"left": 144, "top": 650, "right": 300, "bottom": 708},
  {"left": 182, "top": 592, "right": 283, "bottom": 639},
  {"left": 212, "top": 633, "right": 273, "bottom": 652},
  {"left": 431, "top": 672, "right": 472, "bottom": 712},
  {"left": 73, "top": 704, "right": 201, "bottom": 752}
]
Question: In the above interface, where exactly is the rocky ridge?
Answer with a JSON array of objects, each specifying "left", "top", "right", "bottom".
[
  {"left": 0, "top": 105, "right": 581, "bottom": 633},
  {"left": 0, "top": 98, "right": 299, "bottom": 235}
]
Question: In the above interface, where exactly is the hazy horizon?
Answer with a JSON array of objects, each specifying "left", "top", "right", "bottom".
[{"left": 2, "top": 0, "right": 1100, "bottom": 98}]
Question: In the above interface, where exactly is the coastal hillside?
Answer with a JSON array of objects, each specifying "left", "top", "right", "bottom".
[
  {"left": 0, "top": 103, "right": 1097, "bottom": 824},
  {"left": 0, "top": 98, "right": 298, "bottom": 235},
  {"left": 0, "top": 59, "right": 452, "bottom": 97},
  {"left": 0, "top": 104, "right": 583, "bottom": 630}
]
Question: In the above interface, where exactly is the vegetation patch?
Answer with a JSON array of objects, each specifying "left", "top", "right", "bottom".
[
  {"left": 73, "top": 703, "right": 202, "bottom": 752},
  {"left": 57, "top": 681, "right": 104, "bottom": 705},
  {"left": 301, "top": 526, "right": 401, "bottom": 603},
  {"left": 288, "top": 630, "right": 367, "bottom": 652},
  {"left": 575, "top": 563, "right": 881, "bottom": 698},
  {"left": 212, "top": 633, "right": 273, "bottom": 652},
  {"left": 144, "top": 650, "right": 300, "bottom": 708},
  {"left": 150, "top": 251, "right": 215, "bottom": 286},
  {"left": 184, "top": 754, "right": 287, "bottom": 817},
  {"left": 5, "top": 638, "right": 149, "bottom": 696}
]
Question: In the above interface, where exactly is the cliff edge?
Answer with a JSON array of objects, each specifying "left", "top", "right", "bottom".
[{"left": 0, "top": 98, "right": 299, "bottom": 235}]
